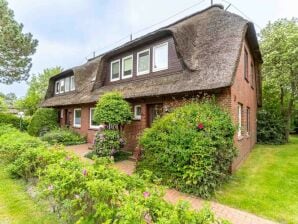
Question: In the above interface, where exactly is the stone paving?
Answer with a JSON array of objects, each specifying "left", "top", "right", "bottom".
[{"left": 66, "top": 144, "right": 277, "bottom": 224}]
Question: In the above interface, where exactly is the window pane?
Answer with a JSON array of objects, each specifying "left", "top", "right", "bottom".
[
  {"left": 70, "top": 76, "right": 75, "bottom": 90},
  {"left": 123, "top": 57, "right": 132, "bottom": 77},
  {"left": 138, "top": 51, "right": 149, "bottom": 73},
  {"left": 55, "top": 81, "right": 60, "bottom": 94},
  {"left": 154, "top": 44, "right": 168, "bottom": 70},
  {"left": 91, "top": 109, "right": 99, "bottom": 126},
  {"left": 60, "top": 79, "right": 65, "bottom": 93},
  {"left": 65, "top": 77, "right": 70, "bottom": 92},
  {"left": 112, "top": 61, "right": 120, "bottom": 79},
  {"left": 136, "top": 106, "right": 141, "bottom": 116},
  {"left": 75, "top": 110, "right": 81, "bottom": 126}
]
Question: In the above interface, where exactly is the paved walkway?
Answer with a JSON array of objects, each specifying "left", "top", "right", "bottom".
[{"left": 66, "top": 144, "right": 277, "bottom": 224}]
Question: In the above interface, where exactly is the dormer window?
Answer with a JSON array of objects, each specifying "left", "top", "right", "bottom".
[
  {"left": 60, "top": 79, "right": 65, "bottom": 93},
  {"left": 111, "top": 59, "right": 120, "bottom": 81},
  {"left": 153, "top": 42, "right": 168, "bottom": 72},
  {"left": 55, "top": 81, "right": 60, "bottom": 94},
  {"left": 55, "top": 75, "right": 75, "bottom": 95},
  {"left": 137, "top": 49, "right": 150, "bottom": 75},
  {"left": 122, "top": 55, "right": 133, "bottom": 79}
]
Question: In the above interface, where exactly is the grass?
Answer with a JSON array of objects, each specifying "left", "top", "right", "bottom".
[
  {"left": 214, "top": 135, "right": 298, "bottom": 224},
  {"left": 0, "top": 164, "right": 58, "bottom": 224}
]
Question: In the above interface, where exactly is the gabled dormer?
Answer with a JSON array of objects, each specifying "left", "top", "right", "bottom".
[{"left": 105, "top": 36, "right": 182, "bottom": 85}]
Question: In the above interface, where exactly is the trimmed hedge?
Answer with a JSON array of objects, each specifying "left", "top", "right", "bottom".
[
  {"left": 28, "top": 108, "right": 58, "bottom": 136},
  {"left": 40, "top": 128, "right": 86, "bottom": 146},
  {"left": 0, "top": 112, "right": 30, "bottom": 130},
  {"left": 257, "top": 109, "right": 287, "bottom": 144},
  {"left": 137, "top": 102, "right": 237, "bottom": 198}
]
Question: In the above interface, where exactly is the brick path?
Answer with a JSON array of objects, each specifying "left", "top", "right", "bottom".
[{"left": 66, "top": 144, "right": 277, "bottom": 224}]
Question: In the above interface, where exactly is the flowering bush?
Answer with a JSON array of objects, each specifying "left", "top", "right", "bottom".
[
  {"left": 93, "top": 129, "right": 121, "bottom": 157},
  {"left": 137, "top": 102, "right": 237, "bottom": 198}
]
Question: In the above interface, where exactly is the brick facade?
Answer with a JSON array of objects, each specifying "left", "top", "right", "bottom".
[{"left": 56, "top": 40, "right": 259, "bottom": 171}]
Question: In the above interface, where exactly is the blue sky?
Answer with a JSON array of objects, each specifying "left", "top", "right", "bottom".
[{"left": 1, "top": 0, "right": 297, "bottom": 97}]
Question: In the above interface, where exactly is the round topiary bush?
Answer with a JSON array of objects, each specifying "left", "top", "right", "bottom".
[
  {"left": 94, "top": 92, "right": 132, "bottom": 125},
  {"left": 137, "top": 102, "right": 237, "bottom": 198},
  {"left": 28, "top": 108, "right": 58, "bottom": 136}
]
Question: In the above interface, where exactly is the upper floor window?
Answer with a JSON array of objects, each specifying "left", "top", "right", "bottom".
[
  {"left": 250, "top": 62, "right": 254, "bottom": 88},
  {"left": 137, "top": 49, "right": 150, "bottom": 75},
  {"left": 122, "top": 55, "right": 133, "bottom": 79},
  {"left": 70, "top": 76, "right": 75, "bottom": 91},
  {"left": 65, "top": 77, "right": 70, "bottom": 92},
  {"left": 55, "top": 75, "right": 75, "bottom": 95},
  {"left": 55, "top": 81, "right": 60, "bottom": 94},
  {"left": 111, "top": 59, "right": 120, "bottom": 81},
  {"left": 153, "top": 42, "right": 168, "bottom": 72},
  {"left": 244, "top": 48, "right": 249, "bottom": 81}
]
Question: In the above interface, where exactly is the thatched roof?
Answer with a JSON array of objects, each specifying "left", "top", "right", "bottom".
[{"left": 42, "top": 4, "right": 262, "bottom": 107}]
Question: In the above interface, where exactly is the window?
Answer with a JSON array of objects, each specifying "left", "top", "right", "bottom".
[
  {"left": 111, "top": 59, "right": 120, "bottom": 81},
  {"left": 134, "top": 105, "right": 142, "bottom": 120},
  {"left": 137, "top": 49, "right": 150, "bottom": 75},
  {"left": 250, "top": 62, "right": 254, "bottom": 88},
  {"left": 60, "top": 79, "right": 65, "bottom": 93},
  {"left": 122, "top": 55, "right": 133, "bottom": 79},
  {"left": 55, "top": 81, "right": 60, "bottom": 94},
  {"left": 70, "top": 76, "right": 75, "bottom": 91},
  {"left": 65, "top": 77, "right": 70, "bottom": 92},
  {"left": 246, "top": 107, "right": 250, "bottom": 135},
  {"left": 238, "top": 103, "right": 243, "bottom": 137},
  {"left": 89, "top": 108, "right": 99, "bottom": 129},
  {"left": 153, "top": 42, "right": 168, "bottom": 72},
  {"left": 73, "top": 108, "right": 81, "bottom": 128},
  {"left": 244, "top": 48, "right": 248, "bottom": 80}
]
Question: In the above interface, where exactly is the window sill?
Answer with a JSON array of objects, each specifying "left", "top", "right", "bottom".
[
  {"left": 89, "top": 127, "right": 99, "bottom": 131},
  {"left": 238, "top": 135, "right": 244, "bottom": 141},
  {"left": 73, "top": 126, "right": 81, "bottom": 129},
  {"left": 133, "top": 118, "right": 141, "bottom": 121}
]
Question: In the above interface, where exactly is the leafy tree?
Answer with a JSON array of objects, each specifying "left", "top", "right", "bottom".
[
  {"left": 0, "top": 92, "right": 16, "bottom": 108},
  {"left": 260, "top": 18, "right": 298, "bottom": 141},
  {"left": 0, "top": 0, "right": 38, "bottom": 84},
  {"left": 16, "top": 67, "right": 62, "bottom": 115},
  {"left": 0, "top": 96, "right": 8, "bottom": 112}
]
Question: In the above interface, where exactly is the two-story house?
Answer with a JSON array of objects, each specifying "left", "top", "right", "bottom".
[{"left": 42, "top": 4, "right": 262, "bottom": 170}]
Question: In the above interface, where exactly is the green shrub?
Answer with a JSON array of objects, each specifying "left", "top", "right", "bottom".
[
  {"left": 0, "top": 112, "right": 30, "bottom": 131},
  {"left": 0, "top": 124, "right": 16, "bottom": 136},
  {"left": 40, "top": 128, "right": 86, "bottom": 145},
  {"left": 7, "top": 145, "right": 68, "bottom": 180},
  {"left": 93, "top": 129, "right": 121, "bottom": 157},
  {"left": 28, "top": 108, "right": 58, "bottom": 136},
  {"left": 94, "top": 92, "right": 132, "bottom": 125},
  {"left": 0, "top": 128, "right": 45, "bottom": 163},
  {"left": 257, "top": 109, "right": 287, "bottom": 144},
  {"left": 137, "top": 102, "right": 237, "bottom": 198}
]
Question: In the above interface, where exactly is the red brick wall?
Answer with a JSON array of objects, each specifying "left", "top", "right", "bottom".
[{"left": 229, "top": 39, "right": 258, "bottom": 171}]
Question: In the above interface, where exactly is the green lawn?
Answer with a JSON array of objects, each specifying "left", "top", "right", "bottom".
[
  {"left": 214, "top": 136, "right": 298, "bottom": 224},
  {"left": 0, "top": 164, "right": 58, "bottom": 224}
]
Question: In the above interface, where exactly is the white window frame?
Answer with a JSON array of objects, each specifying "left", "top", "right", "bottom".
[
  {"left": 55, "top": 80, "right": 60, "bottom": 94},
  {"left": 134, "top": 105, "right": 142, "bottom": 120},
  {"left": 59, "top": 79, "right": 65, "bottom": 94},
  {"left": 65, "top": 77, "right": 70, "bottom": 92},
  {"left": 238, "top": 104, "right": 242, "bottom": 137},
  {"left": 121, "top": 55, "right": 133, "bottom": 79},
  {"left": 137, "top": 49, "right": 150, "bottom": 76},
  {"left": 73, "top": 108, "right": 81, "bottom": 128},
  {"left": 70, "top": 76, "right": 75, "bottom": 91},
  {"left": 110, "top": 59, "right": 120, "bottom": 82},
  {"left": 89, "top": 108, "right": 99, "bottom": 129},
  {"left": 152, "top": 42, "right": 168, "bottom": 72}
]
